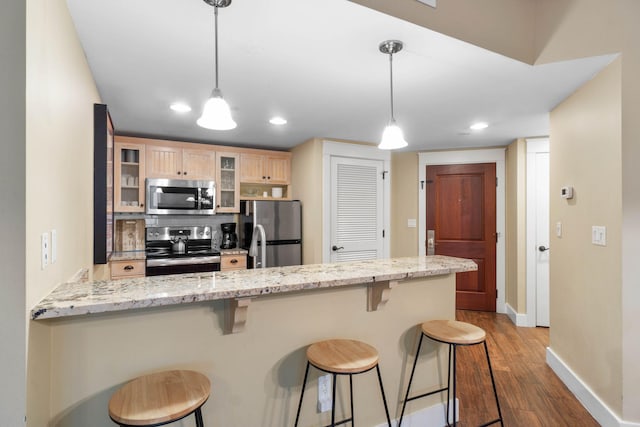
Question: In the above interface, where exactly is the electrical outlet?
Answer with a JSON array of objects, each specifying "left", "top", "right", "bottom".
[
  {"left": 317, "top": 374, "right": 332, "bottom": 413},
  {"left": 51, "top": 229, "right": 57, "bottom": 264},
  {"left": 41, "top": 232, "right": 49, "bottom": 269}
]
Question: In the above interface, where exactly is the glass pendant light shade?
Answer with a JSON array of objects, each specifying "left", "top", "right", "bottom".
[
  {"left": 379, "top": 120, "right": 408, "bottom": 150},
  {"left": 197, "top": 88, "right": 237, "bottom": 130},
  {"left": 378, "top": 40, "right": 408, "bottom": 150}
]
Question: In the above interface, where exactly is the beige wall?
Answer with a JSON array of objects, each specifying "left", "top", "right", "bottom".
[
  {"left": 0, "top": 1, "right": 27, "bottom": 424},
  {"left": 534, "top": 0, "right": 622, "bottom": 64},
  {"left": 291, "top": 138, "right": 324, "bottom": 264},
  {"left": 619, "top": 1, "right": 640, "bottom": 420},
  {"left": 350, "top": 0, "right": 536, "bottom": 64},
  {"left": 505, "top": 139, "right": 527, "bottom": 313},
  {"left": 44, "top": 276, "right": 455, "bottom": 426},
  {"left": 25, "top": 0, "right": 101, "bottom": 424},
  {"left": 549, "top": 58, "right": 622, "bottom": 415},
  {"left": 390, "top": 152, "right": 419, "bottom": 257}
]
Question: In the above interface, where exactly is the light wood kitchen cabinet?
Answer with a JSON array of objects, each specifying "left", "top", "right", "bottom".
[
  {"left": 221, "top": 253, "right": 247, "bottom": 271},
  {"left": 240, "top": 152, "right": 290, "bottom": 184},
  {"left": 114, "top": 141, "right": 146, "bottom": 212},
  {"left": 216, "top": 152, "right": 240, "bottom": 213},
  {"left": 146, "top": 144, "right": 216, "bottom": 180},
  {"left": 110, "top": 259, "right": 145, "bottom": 279}
]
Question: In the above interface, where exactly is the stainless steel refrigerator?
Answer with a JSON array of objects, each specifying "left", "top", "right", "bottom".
[{"left": 240, "top": 200, "right": 302, "bottom": 268}]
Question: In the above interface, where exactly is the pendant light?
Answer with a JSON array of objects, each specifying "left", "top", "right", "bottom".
[
  {"left": 378, "top": 40, "right": 408, "bottom": 150},
  {"left": 197, "top": 0, "right": 236, "bottom": 130}
]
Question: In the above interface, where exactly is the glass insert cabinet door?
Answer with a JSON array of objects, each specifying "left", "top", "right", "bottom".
[
  {"left": 114, "top": 142, "right": 146, "bottom": 213},
  {"left": 216, "top": 152, "right": 240, "bottom": 213}
]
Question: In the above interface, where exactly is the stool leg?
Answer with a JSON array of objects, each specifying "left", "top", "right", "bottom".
[
  {"left": 483, "top": 341, "right": 504, "bottom": 426},
  {"left": 194, "top": 407, "right": 204, "bottom": 427},
  {"left": 452, "top": 344, "right": 457, "bottom": 427},
  {"left": 445, "top": 343, "right": 453, "bottom": 427},
  {"left": 398, "top": 332, "right": 425, "bottom": 426},
  {"left": 375, "top": 364, "right": 392, "bottom": 427},
  {"left": 349, "top": 374, "right": 354, "bottom": 426},
  {"left": 294, "top": 362, "right": 311, "bottom": 427},
  {"left": 331, "top": 373, "right": 337, "bottom": 426}
]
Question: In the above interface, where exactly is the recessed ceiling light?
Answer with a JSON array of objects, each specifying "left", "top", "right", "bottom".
[
  {"left": 170, "top": 102, "right": 192, "bottom": 113},
  {"left": 269, "top": 117, "right": 287, "bottom": 125},
  {"left": 470, "top": 122, "right": 489, "bottom": 130}
]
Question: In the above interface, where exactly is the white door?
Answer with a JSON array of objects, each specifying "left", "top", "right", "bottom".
[
  {"left": 534, "top": 152, "right": 550, "bottom": 326},
  {"left": 329, "top": 156, "right": 384, "bottom": 262},
  {"left": 527, "top": 139, "right": 550, "bottom": 327}
]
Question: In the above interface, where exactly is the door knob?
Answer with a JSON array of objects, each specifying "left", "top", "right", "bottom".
[
  {"left": 538, "top": 246, "right": 550, "bottom": 252},
  {"left": 332, "top": 245, "right": 344, "bottom": 251}
]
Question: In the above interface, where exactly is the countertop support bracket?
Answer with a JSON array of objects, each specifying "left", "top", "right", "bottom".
[
  {"left": 225, "top": 297, "right": 252, "bottom": 334},
  {"left": 367, "top": 280, "right": 399, "bottom": 311}
]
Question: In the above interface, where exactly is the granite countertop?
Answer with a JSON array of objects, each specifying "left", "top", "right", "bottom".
[
  {"left": 220, "top": 248, "right": 248, "bottom": 256},
  {"left": 31, "top": 256, "right": 476, "bottom": 320},
  {"left": 110, "top": 251, "right": 146, "bottom": 261}
]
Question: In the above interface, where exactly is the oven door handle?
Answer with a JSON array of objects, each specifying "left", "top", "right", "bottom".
[{"left": 146, "top": 256, "right": 221, "bottom": 267}]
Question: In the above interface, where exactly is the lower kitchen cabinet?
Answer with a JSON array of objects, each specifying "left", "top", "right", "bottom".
[
  {"left": 221, "top": 253, "right": 247, "bottom": 271},
  {"left": 110, "top": 259, "right": 145, "bottom": 279}
]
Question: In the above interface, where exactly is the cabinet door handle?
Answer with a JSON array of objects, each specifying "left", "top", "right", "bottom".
[
  {"left": 140, "top": 203, "right": 144, "bottom": 208},
  {"left": 267, "top": 176, "right": 271, "bottom": 180},
  {"left": 177, "top": 171, "right": 181, "bottom": 175},
  {"left": 332, "top": 245, "right": 344, "bottom": 251},
  {"left": 124, "top": 265, "right": 134, "bottom": 271},
  {"left": 230, "top": 259, "right": 238, "bottom": 264},
  {"left": 262, "top": 176, "right": 266, "bottom": 180},
  {"left": 183, "top": 171, "right": 187, "bottom": 175}
]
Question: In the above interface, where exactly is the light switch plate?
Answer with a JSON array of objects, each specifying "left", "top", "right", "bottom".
[
  {"left": 407, "top": 218, "right": 417, "bottom": 228},
  {"left": 592, "top": 226, "right": 606, "bottom": 246},
  {"left": 41, "top": 232, "right": 49, "bottom": 269},
  {"left": 556, "top": 222, "right": 562, "bottom": 238}
]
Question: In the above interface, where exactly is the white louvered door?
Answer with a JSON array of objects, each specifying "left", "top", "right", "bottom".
[{"left": 330, "top": 156, "right": 384, "bottom": 262}]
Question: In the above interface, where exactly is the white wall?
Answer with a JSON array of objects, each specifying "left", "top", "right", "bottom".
[{"left": 0, "top": 1, "right": 27, "bottom": 425}]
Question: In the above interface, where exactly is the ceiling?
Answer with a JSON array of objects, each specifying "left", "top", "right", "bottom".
[{"left": 66, "top": 0, "right": 615, "bottom": 152}]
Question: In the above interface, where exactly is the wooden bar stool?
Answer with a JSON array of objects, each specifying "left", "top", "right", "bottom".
[
  {"left": 109, "top": 369, "right": 211, "bottom": 427},
  {"left": 294, "top": 339, "right": 392, "bottom": 427},
  {"left": 398, "top": 320, "right": 503, "bottom": 427}
]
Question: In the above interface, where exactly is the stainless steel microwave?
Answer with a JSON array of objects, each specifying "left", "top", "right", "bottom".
[{"left": 146, "top": 178, "right": 216, "bottom": 215}]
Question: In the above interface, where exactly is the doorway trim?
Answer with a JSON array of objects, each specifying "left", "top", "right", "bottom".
[
  {"left": 418, "top": 149, "right": 506, "bottom": 313},
  {"left": 526, "top": 137, "right": 550, "bottom": 327},
  {"left": 322, "top": 141, "right": 391, "bottom": 263}
]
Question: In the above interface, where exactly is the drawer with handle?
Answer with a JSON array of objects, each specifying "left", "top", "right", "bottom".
[
  {"left": 221, "top": 254, "right": 247, "bottom": 271},
  {"left": 110, "top": 259, "right": 145, "bottom": 279}
]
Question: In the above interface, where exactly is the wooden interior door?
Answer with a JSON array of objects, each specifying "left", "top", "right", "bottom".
[{"left": 426, "top": 163, "right": 497, "bottom": 311}]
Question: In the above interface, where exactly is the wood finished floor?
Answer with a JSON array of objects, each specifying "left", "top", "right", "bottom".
[{"left": 453, "top": 310, "right": 599, "bottom": 427}]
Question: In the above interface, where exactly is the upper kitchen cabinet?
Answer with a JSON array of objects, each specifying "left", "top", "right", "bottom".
[
  {"left": 146, "top": 143, "right": 216, "bottom": 180},
  {"left": 216, "top": 151, "right": 240, "bottom": 213},
  {"left": 240, "top": 152, "right": 291, "bottom": 185},
  {"left": 114, "top": 139, "right": 146, "bottom": 213}
]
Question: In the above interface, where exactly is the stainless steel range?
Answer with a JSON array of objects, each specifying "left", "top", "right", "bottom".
[{"left": 145, "top": 226, "right": 221, "bottom": 276}]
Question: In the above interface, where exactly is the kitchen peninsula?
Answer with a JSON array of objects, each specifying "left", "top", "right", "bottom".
[{"left": 33, "top": 256, "right": 475, "bottom": 426}]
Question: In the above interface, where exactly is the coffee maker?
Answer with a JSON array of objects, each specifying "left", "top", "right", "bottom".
[{"left": 220, "top": 222, "right": 237, "bottom": 249}]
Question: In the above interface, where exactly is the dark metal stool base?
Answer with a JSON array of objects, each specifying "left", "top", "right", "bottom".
[
  {"left": 294, "top": 362, "right": 392, "bottom": 427},
  {"left": 398, "top": 332, "right": 503, "bottom": 427},
  {"left": 113, "top": 406, "right": 205, "bottom": 427}
]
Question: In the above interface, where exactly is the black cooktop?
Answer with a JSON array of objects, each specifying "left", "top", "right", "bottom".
[{"left": 145, "top": 245, "right": 220, "bottom": 259}]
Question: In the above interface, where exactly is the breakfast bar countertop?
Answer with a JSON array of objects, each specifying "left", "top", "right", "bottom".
[{"left": 31, "top": 255, "right": 476, "bottom": 320}]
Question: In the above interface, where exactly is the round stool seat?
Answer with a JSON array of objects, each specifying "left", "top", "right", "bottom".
[
  {"left": 421, "top": 320, "right": 486, "bottom": 345},
  {"left": 306, "top": 339, "right": 379, "bottom": 374},
  {"left": 109, "top": 370, "right": 211, "bottom": 426}
]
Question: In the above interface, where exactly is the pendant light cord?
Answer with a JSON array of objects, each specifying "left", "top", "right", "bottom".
[
  {"left": 389, "top": 51, "right": 395, "bottom": 122},
  {"left": 214, "top": 6, "right": 219, "bottom": 90}
]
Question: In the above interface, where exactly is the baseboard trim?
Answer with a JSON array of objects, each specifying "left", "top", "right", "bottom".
[
  {"left": 546, "top": 347, "right": 640, "bottom": 427},
  {"left": 375, "top": 399, "right": 459, "bottom": 427},
  {"left": 505, "top": 303, "right": 528, "bottom": 327}
]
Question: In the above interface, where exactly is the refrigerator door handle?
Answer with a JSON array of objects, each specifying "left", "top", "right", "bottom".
[{"left": 249, "top": 224, "right": 266, "bottom": 268}]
